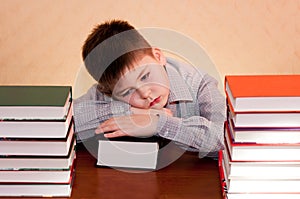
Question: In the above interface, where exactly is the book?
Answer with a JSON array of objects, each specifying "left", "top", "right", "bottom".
[
  {"left": 96, "top": 134, "right": 160, "bottom": 169},
  {"left": 0, "top": 159, "right": 75, "bottom": 183},
  {"left": 225, "top": 75, "right": 300, "bottom": 112},
  {"left": 0, "top": 122, "right": 75, "bottom": 156},
  {"left": 0, "top": 174, "right": 74, "bottom": 197},
  {"left": 219, "top": 151, "right": 300, "bottom": 199},
  {"left": 0, "top": 103, "right": 73, "bottom": 138},
  {"left": 228, "top": 105, "right": 300, "bottom": 128},
  {"left": 0, "top": 86, "right": 71, "bottom": 120},
  {"left": 225, "top": 122, "right": 300, "bottom": 161},
  {"left": 222, "top": 193, "right": 300, "bottom": 199},
  {"left": 228, "top": 118, "right": 300, "bottom": 143},
  {"left": 222, "top": 148, "right": 300, "bottom": 180},
  {"left": 219, "top": 150, "right": 300, "bottom": 194},
  {"left": 0, "top": 141, "right": 76, "bottom": 170}
]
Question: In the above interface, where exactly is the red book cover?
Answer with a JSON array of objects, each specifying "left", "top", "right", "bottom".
[
  {"left": 224, "top": 75, "right": 300, "bottom": 113},
  {"left": 218, "top": 150, "right": 227, "bottom": 199},
  {"left": 225, "top": 75, "right": 300, "bottom": 98}
]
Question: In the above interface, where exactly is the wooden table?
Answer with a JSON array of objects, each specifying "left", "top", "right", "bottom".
[
  {"left": 69, "top": 142, "right": 223, "bottom": 199},
  {"left": 0, "top": 140, "right": 223, "bottom": 199}
]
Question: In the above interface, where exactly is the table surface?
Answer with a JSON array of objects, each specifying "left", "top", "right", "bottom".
[
  {"left": 2, "top": 141, "right": 223, "bottom": 199},
  {"left": 71, "top": 141, "right": 222, "bottom": 199}
]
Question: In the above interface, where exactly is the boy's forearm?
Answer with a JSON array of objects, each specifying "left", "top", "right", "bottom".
[
  {"left": 73, "top": 98, "right": 131, "bottom": 133},
  {"left": 156, "top": 113, "right": 224, "bottom": 155}
]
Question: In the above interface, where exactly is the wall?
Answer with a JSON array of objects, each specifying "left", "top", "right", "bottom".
[{"left": 1, "top": 0, "right": 299, "bottom": 93}]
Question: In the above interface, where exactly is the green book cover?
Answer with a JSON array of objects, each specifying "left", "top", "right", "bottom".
[
  {"left": 0, "top": 86, "right": 72, "bottom": 120},
  {"left": 0, "top": 86, "right": 71, "bottom": 107}
]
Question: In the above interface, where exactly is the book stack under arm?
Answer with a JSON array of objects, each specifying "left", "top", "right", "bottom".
[
  {"left": 219, "top": 75, "right": 300, "bottom": 199},
  {"left": 96, "top": 133, "right": 161, "bottom": 170},
  {"left": 0, "top": 86, "right": 75, "bottom": 197}
]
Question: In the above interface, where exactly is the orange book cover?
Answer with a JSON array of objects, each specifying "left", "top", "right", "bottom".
[
  {"left": 225, "top": 75, "right": 300, "bottom": 98},
  {"left": 225, "top": 75, "right": 300, "bottom": 113}
]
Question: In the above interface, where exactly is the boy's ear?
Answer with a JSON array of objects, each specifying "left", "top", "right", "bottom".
[{"left": 152, "top": 48, "right": 166, "bottom": 65}]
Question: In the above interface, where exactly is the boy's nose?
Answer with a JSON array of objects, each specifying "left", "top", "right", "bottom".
[{"left": 136, "top": 86, "right": 151, "bottom": 99}]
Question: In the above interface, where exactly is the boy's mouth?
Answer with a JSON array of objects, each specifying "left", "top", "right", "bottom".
[{"left": 150, "top": 96, "right": 161, "bottom": 107}]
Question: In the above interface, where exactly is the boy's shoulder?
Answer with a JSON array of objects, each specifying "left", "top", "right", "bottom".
[
  {"left": 166, "top": 57, "right": 207, "bottom": 82},
  {"left": 166, "top": 57, "right": 206, "bottom": 76},
  {"left": 165, "top": 57, "right": 219, "bottom": 94},
  {"left": 75, "top": 84, "right": 102, "bottom": 101}
]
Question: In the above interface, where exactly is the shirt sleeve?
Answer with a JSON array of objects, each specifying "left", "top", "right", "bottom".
[
  {"left": 73, "top": 85, "right": 131, "bottom": 140},
  {"left": 156, "top": 75, "right": 226, "bottom": 158}
]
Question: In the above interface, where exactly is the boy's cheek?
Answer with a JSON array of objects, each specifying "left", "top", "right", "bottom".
[
  {"left": 112, "top": 94, "right": 141, "bottom": 108},
  {"left": 112, "top": 95, "right": 131, "bottom": 104},
  {"left": 129, "top": 102, "right": 147, "bottom": 109},
  {"left": 130, "top": 99, "right": 152, "bottom": 110}
]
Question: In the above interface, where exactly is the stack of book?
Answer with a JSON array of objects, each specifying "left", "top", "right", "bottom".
[
  {"left": 96, "top": 133, "right": 161, "bottom": 170},
  {"left": 219, "top": 75, "right": 300, "bottom": 199},
  {"left": 0, "top": 86, "right": 75, "bottom": 197}
]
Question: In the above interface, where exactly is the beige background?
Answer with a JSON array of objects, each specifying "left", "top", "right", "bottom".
[{"left": 1, "top": 0, "right": 299, "bottom": 96}]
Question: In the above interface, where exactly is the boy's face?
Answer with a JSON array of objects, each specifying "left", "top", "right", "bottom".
[{"left": 112, "top": 49, "right": 170, "bottom": 110}]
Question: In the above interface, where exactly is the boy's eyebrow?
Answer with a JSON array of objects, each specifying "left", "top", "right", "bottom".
[
  {"left": 136, "top": 65, "right": 149, "bottom": 81},
  {"left": 116, "top": 65, "right": 149, "bottom": 96}
]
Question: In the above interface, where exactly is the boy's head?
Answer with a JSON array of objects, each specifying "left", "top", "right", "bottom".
[
  {"left": 82, "top": 19, "right": 170, "bottom": 110},
  {"left": 82, "top": 19, "right": 154, "bottom": 96}
]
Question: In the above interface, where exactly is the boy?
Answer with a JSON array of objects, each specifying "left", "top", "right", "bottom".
[{"left": 74, "top": 19, "right": 225, "bottom": 158}]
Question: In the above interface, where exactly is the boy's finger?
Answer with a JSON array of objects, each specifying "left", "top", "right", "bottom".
[
  {"left": 104, "top": 130, "right": 127, "bottom": 138},
  {"left": 95, "top": 122, "right": 118, "bottom": 134},
  {"left": 100, "top": 117, "right": 116, "bottom": 126}
]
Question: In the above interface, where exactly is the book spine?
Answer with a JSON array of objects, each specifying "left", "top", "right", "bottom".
[{"left": 218, "top": 150, "right": 228, "bottom": 199}]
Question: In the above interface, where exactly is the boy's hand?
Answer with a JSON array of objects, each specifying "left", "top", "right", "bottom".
[
  {"left": 95, "top": 114, "right": 159, "bottom": 138},
  {"left": 95, "top": 107, "right": 172, "bottom": 138}
]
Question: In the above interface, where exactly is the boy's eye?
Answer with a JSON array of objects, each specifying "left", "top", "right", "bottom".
[
  {"left": 121, "top": 89, "right": 133, "bottom": 97},
  {"left": 140, "top": 72, "right": 150, "bottom": 81}
]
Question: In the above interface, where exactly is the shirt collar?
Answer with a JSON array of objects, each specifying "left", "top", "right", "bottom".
[{"left": 165, "top": 60, "right": 193, "bottom": 103}]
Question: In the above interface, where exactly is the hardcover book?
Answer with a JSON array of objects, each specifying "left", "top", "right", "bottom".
[
  {"left": 0, "top": 141, "right": 76, "bottom": 170},
  {"left": 225, "top": 122, "right": 300, "bottom": 161},
  {"left": 0, "top": 158, "right": 75, "bottom": 183},
  {"left": 227, "top": 118, "right": 300, "bottom": 143},
  {"left": 222, "top": 148, "right": 300, "bottom": 180},
  {"left": 0, "top": 174, "right": 74, "bottom": 197},
  {"left": 0, "top": 122, "right": 75, "bottom": 156},
  {"left": 221, "top": 193, "right": 300, "bottom": 199},
  {"left": 96, "top": 134, "right": 160, "bottom": 170},
  {"left": 0, "top": 103, "right": 73, "bottom": 138},
  {"left": 225, "top": 75, "right": 300, "bottom": 112},
  {"left": 228, "top": 104, "right": 300, "bottom": 128},
  {"left": 0, "top": 86, "right": 72, "bottom": 120},
  {"left": 218, "top": 151, "right": 300, "bottom": 199}
]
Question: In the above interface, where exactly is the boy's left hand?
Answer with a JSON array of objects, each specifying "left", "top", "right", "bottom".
[{"left": 95, "top": 114, "right": 159, "bottom": 138}]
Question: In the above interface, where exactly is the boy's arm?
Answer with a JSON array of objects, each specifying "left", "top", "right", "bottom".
[
  {"left": 94, "top": 75, "right": 226, "bottom": 157},
  {"left": 73, "top": 84, "right": 131, "bottom": 139},
  {"left": 156, "top": 75, "right": 226, "bottom": 157},
  {"left": 95, "top": 107, "right": 173, "bottom": 138}
]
